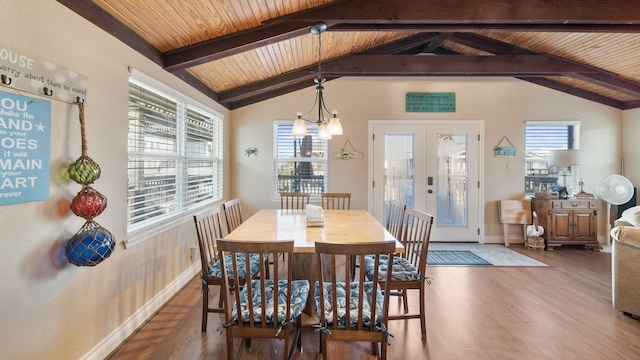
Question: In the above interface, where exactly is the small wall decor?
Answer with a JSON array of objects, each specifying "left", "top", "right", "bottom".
[
  {"left": 334, "top": 139, "right": 363, "bottom": 161},
  {"left": 64, "top": 102, "right": 115, "bottom": 267},
  {"left": 244, "top": 146, "right": 258, "bottom": 157},
  {"left": 493, "top": 136, "right": 517, "bottom": 157}
]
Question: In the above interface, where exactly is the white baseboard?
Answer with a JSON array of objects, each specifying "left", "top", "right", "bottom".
[{"left": 80, "top": 262, "right": 200, "bottom": 360}]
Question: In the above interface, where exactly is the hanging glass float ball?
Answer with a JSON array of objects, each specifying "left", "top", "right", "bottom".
[
  {"left": 70, "top": 186, "right": 107, "bottom": 219},
  {"left": 65, "top": 221, "right": 115, "bottom": 267},
  {"left": 68, "top": 155, "right": 101, "bottom": 185}
]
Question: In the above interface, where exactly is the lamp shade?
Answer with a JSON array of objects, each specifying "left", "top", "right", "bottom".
[
  {"left": 291, "top": 115, "right": 308, "bottom": 137},
  {"left": 549, "top": 149, "right": 583, "bottom": 166}
]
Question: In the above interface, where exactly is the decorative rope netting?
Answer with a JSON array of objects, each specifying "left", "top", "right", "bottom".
[{"left": 65, "top": 102, "right": 115, "bottom": 266}]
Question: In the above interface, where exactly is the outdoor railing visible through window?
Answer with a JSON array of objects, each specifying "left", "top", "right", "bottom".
[
  {"left": 524, "top": 122, "right": 580, "bottom": 197},
  {"left": 127, "top": 73, "right": 223, "bottom": 229},
  {"left": 274, "top": 122, "right": 327, "bottom": 196}
]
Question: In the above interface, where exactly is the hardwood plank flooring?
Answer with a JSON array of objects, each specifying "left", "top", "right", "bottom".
[{"left": 106, "top": 245, "right": 640, "bottom": 359}]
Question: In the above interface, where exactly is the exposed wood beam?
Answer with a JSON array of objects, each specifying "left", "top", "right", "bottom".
[
  {"left": 328, "top": 23, "right": 640, "bottom": 33},
  {"left": 519, "top": 77, "right": 625, "bottom": 109},
  {"left": 163, "top": 22, "right": 313, "bottom": 72},
  {"left": 291, "top": 0, "right": 640, "bottom": 24},
  {"left": 449, "top": 33, "right": 640, "bottom": 97},
  {"left": 56, "top": 0, "right": 163, "bottom": 65},
  {"left": 319, "top": 55, "right": 599, "bottom": 76}
]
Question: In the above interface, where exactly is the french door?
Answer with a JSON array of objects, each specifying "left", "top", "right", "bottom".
[{"left": 370, "top": 121, "right": 482, "bottom": 242}]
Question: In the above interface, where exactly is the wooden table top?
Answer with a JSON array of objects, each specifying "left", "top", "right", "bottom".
[{"left": 225, "top": 209, "right": 403, "bottom": 253}]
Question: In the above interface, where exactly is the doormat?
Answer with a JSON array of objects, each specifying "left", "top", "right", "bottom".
[{"left": 427, "top": 250, "right": 492, "bottom": 265}]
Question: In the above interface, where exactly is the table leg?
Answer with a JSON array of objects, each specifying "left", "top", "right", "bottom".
[{"left": 292, "top": 253, "right": 319, "bottom": 326}]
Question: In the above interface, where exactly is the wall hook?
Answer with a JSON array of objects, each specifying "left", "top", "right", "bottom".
[
  {"left": 1, "top": 74, "right": 11, "bottom": 85},
  {"left": 75, "top": 97, "right": 85, "bottom": 104},
  {"left": 43, "top": 87, "right": 53, "bottom": 96}
]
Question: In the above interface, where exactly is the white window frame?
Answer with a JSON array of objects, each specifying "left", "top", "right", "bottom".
[
  {"left": 126, "top": 69, "right": 223, "bottom": 247},
  {"left": 524, "top": 120, "right": 581, "bottom": 197},
  {"left": 273, "top": 121, "right": 328, "bottom": 201}
]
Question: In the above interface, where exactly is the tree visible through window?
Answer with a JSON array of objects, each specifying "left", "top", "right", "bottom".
[
  {"left": 524, "top": 122, "right": 580, "bottom": 197},
  {"left": 273, "top": 122, "right": 327, "bottom": 196}
]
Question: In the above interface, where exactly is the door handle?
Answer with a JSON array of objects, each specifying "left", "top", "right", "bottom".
[{"left": 428, "top": 189, "right": 433, "bottom": 194}]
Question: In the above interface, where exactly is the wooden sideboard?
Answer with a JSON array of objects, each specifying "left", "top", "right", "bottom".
[{"left": 531, "top": 198, "right": 599, "bottom": 251}]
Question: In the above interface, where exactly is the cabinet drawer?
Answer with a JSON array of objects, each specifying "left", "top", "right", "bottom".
[{"left": 551, "top": 201, "right": 596, "bottom": 209}]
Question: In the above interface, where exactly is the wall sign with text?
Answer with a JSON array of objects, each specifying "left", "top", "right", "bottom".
[
  {"left": 0, "top": 92, "right": 51, "bottom": 205},
  {"left": 0, "top": 44, "right": 88, "bottom": 103},
  {"left": 406, "top": 92, "right": 456, "bottom": 113}
]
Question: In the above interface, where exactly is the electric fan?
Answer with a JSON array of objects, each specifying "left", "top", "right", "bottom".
[{"left": 595, "top": 174, "right": 634, "bottom": 245}]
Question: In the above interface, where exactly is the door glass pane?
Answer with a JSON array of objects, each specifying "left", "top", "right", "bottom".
[
  {"left": 384, "top": 134, "right": 414, "bottom": 218},
  {"left": 437, "top": 133, "right": 467, "bottom": 227}
]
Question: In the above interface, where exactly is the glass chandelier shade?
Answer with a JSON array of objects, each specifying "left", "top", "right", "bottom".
[{"left": 291, "top": 23, "right": 343, "bottom": 139}]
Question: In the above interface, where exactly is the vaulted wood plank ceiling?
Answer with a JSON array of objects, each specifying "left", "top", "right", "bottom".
[{"left": 58, "top": 0, "right": 640, "bottom": 110}]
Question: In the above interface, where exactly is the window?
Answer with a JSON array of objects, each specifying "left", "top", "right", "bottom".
[
  {"left": 274, "top": 122, "right": 327, "bottom": 197},
  {"left": 524, "top": 121, "right": 580, "bottom": 197},
  {"left": 127, "top": 72, "right": 223, "bottom": 231}
]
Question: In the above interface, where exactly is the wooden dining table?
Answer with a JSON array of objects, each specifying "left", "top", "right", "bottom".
[{"left": 224, "top": 209, "right": 403, "bottom": 324}]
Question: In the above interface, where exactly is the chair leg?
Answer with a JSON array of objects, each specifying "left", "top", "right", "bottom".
[
  {"left": 419, "top": 283, "right": 427, "bottom": 339},
  {"left": 202, "top": 284, "right": 209, "bottom": 332},
  {"left": 402, "top": 289, "right": 409, "bottom": 313}
]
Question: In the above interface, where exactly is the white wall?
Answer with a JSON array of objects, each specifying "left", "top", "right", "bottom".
[
  {"left": 231, "top": 77, "right": 624, "bottom": 242},
  {"left": 0, "top": 1, "right": 229, "bottom": 359},
  {"left": 623, "top": 108, "right": 640, "bottom": 196}
]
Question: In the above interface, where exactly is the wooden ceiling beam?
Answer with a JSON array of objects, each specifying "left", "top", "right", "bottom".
[
  {"left": 163, "top": 22, "right": 313, "bottom": 72},
  {"left": 318, "top": 55, "right": 598, "bottom": 76},
  {"left": 329, "top": 23, "right": 640, "bottom": 33},
  {"left": 449, "top": 33, "right": 640, "bottom": 97},
  {"left": 291, "top": 0, "right": 640, "bottom": 24}
]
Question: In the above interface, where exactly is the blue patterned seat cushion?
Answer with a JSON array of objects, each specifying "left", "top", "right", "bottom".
[
  {"left": 314, "top": 281, "right": 384, "bottom": 327},
  {"left": 364, "top": 254, "right": 419, "bottom": 282},
  {"left": 209, "top": 253, "right": 265, "bottom": 279},
  {"left": 232, "top": 279, "right": 310, "bottom": 324}
]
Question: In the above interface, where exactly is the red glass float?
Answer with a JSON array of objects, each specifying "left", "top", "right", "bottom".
[{"left": 70, "top": 186, "right": 107, "bottom": 219}]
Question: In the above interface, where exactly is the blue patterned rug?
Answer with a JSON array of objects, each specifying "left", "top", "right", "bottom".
[{"left": 427, "top": 250, "right": 492, "bottom": 265}]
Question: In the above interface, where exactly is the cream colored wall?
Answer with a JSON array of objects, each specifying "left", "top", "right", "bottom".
[
  {"left": 231, "top": 77, "right": 623, "bottom": 242},
  {"left": 622, "top": 108, "right": 640, "bottom": 200},
  {"left": 0, "top": 1, "right": 229, "bottom": 359}
]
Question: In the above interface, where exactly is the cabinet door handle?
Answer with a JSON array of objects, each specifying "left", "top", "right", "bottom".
[{"left": 571, "top": 203, "right": 578, "bottom": 207}]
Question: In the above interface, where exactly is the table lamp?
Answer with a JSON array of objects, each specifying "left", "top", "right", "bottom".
[{"left": 549, "top": 149, "right": 583, "bottom": 189}]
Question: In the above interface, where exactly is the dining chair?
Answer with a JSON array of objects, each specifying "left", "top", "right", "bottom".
[
  {"left": 193, "top": 206, "right": 265, "bottom": 332},
  {"left": 385, "top": 199, "right": 407, "bottom": 240},
  {"left": 314, "top": 241, "right": 395, "bottom": 360},
  {"left": 222, "top": 198, "right": 243, "bottom": 233},
  {"left": 217, "top": 239, "right": 309, "bottom": 360},
  {"left": 280, "top": 192, "right": 310, "bottom": 210},
  {"left": 364, "top": 207, "right": 434, "bottom": 339},
  {"left": 320, "top": 192, "right": 351, "bottom": 210}
]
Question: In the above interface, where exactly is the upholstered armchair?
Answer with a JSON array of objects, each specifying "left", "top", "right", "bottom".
[{"left": 611, "top": 206, "right": 640, "bottom": 317}]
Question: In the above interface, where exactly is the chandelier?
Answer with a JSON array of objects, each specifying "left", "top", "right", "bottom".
[{"left": 291, "top": 22, "right": 343, "bottom": 140}]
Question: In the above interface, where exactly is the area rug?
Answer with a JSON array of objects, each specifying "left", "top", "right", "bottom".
[
  {"left": 427, "top": 250, "right": 491, "bottom": 265},
  {"left": 428, "top": 243, "right": 548, "bottom": 267}
]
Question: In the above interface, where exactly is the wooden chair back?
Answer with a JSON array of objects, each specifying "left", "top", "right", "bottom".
[
  {"left": 385, "top": 199, "right": 406, "bottom": 241},
  {"left": 401, "top": 208, "right": 434, "bottom": 278},
  {"left": 193, "top": 205, "right": 227, "bottom": 331},
  {"left": 314, "top": 241, "right": 395, "bottom": 359},
  {"left": 321, "top": 192, "right": 351, "bottom": 210},
  {"left": 223, "top": 198, "right": 243, "bottom": 233},
  {"left": 217, "top": 239, "right": 307, "bottom": 360},
  {"left": 279, "top": 192, "right": 310, "bottom": 210}
]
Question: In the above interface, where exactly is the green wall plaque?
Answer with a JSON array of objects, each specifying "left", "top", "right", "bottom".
[{"left": 406, "top": 92, "right": 456, "bottom": 112}]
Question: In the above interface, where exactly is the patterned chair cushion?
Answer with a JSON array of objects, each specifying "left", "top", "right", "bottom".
[
  {"left": 363, "top": 254, "right": 419, "bottom": 282},
  {"left": 232, "top": 279, "right": 310, "bottom": 324},
  {"left": 314, "top": 281, "right": 384, "bottom": 328},
  {"left": 209, "top": 253, "right": 265, "bottom": 279}
]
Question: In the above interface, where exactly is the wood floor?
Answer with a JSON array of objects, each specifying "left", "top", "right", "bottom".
[{"left": 106, "top": 245, "right": 640, "bottom": 360}]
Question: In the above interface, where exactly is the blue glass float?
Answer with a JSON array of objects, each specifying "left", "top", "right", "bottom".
[{"left": 65, "top": 220, "right": 115, "bottom": 266}]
